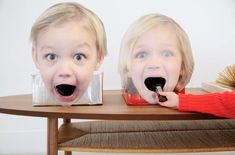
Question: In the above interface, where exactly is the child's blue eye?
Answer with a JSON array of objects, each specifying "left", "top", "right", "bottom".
[
  {"left": 135, "top": 51, "right": 147, "bottom": 59},
  {"left": 161, "top": 50, "right": 174, "bottom": 57},
  {"left": 74, "top": 53, "right": 86, "bottom": 61},
  {"left": 45, "top": 53, "right": 57, "bottom": 61}
]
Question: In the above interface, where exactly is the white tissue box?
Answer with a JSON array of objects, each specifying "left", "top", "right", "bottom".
[{"left": 32, "top": 72, "right": 103, "bottom": 106}]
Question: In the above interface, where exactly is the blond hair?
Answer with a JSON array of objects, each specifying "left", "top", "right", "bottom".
[
  {"left": 119, "top": 13, "right": 194, "bottom": 92},
  {"left": 30, "top": 2, "right": 107, "bottom": 60}
]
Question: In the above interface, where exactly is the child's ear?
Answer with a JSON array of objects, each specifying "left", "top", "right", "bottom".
[
  {"left": 127, "top": 70, "right": 132, "bottom": 78},
  {"left": 125, "top": 66, "right": 132, "bottom": 78},
  {"left": 179, "top": 67, "right": 185, "bottom": 80},
  {"left": 95, "top": 57, "right": 104, "bottom": 70},
  {"left": 32, "top": 47, "right": 39, "bottom": 69}
]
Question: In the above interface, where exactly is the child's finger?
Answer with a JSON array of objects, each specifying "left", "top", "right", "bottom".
[
  {"left": 158, "top": 91, "right": 168, "bottom": 96},
  {"left": 158, "top": 101, "right": 170, "bottom": 107}
]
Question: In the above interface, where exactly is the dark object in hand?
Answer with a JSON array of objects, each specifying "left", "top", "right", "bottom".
[{"left": 144, "top": 77, "right": 168, "bottom": 102}]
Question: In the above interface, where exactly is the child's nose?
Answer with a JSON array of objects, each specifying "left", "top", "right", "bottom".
[
  {"left": 57, "top": 61, "right": 74, "bottom": 78},
  {"left": 147, "top": 55, "right": 162, "bottom": 70}
]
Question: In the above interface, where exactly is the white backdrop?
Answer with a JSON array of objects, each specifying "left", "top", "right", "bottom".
[{"left": 0, "top": 0, "right": 235, "bottom": 154}]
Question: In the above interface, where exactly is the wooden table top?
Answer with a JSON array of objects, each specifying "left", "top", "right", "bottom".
[{"left": 0, "top": 88, "right": 218, "bottom": 120}]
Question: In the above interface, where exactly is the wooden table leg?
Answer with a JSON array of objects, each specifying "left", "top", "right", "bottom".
[
  {"left": 63, "top": 118, "right": 71, "bottom": 124},
  {"left": 47, "top": 117, "right": 58, "bottom": 155},
  {"left": 63, "top": 118, "right": 72, "bottom": 155}
]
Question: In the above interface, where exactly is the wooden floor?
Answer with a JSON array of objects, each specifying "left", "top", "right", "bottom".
[{"left": 58, "top": 119, "right": 235, "bottom": 153}]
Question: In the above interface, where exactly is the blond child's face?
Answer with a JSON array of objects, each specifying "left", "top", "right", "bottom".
[
  {"left": 129, "top": 25, "right": 182, "bottom": 104},
  {"left": 32, "top": 21, "right": 100, "bottom": 103}
]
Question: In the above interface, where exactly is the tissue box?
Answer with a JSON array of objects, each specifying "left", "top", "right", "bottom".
[{"left": 32, "top": 72, "right": 103, "bottom": 106}]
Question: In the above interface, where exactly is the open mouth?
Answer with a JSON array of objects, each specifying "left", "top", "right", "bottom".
[
  {"left": 144, "top": 77, "right": 167, "bottom": 102},
  {"left": 55, "top": 84, "right": 76, "bottom": 96},
  {"left": 144, "top": 77, "right": 166, "bottom": 91}
]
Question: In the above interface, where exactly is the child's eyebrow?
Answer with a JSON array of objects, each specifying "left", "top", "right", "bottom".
[
  {"left": 39, "top": 43, "right": 92, "bottom": 52},
  {"left": 135, "top": 43, "right": 177, "bottom": 51},
  {"left": 134, "top": 45, "right": 152, "bottom": 52},
  {"left": 40, "top": 46, "right": 53, "bottom": 51},
  {"left": 135, "top": 44, "right": 148, "bottom": 49},
  {"left": 75, "top": 43, "right": 92, "bottom": 49}
]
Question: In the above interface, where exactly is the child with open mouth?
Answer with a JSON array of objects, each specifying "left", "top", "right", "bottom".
[
  {"left": 119, "top": 13, "right": 194, "bottom": 105},
  {"left": 30, "top": 2, "right": 107, "bottom": 105}
]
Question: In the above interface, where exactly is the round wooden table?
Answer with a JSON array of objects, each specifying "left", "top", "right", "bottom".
[{"left": 0, "top": 89, "right": 234, "bottom": 155}]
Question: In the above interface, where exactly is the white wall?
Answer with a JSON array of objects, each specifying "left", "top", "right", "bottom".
[{"left": 0, "top": 0, "right": 235, "bottom": 154}]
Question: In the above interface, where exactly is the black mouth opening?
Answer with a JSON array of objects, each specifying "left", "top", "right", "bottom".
[
  {"left": 144, "top": 77, "right": 166, "bottom": 91},
  {"left": 144, "top": 77, "right": 167, "bottom": 102},
  {"left": 55, "top": 84, "right": 76, "bottom": 96}
]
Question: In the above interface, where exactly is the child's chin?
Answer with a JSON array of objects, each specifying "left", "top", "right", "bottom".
[
  {"left": 146, "top": 98, "right": 158, "bottom": 104},
  {"left": 56, "top": 95, "right": 77, "bottom": 103},
  {"left": 141, "top": 93, "right": 158, "bottom": 104}
]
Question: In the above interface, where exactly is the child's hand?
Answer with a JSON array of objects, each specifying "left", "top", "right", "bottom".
[{"left": 157, "top": 92, "right": 179, "bottom": 109}]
